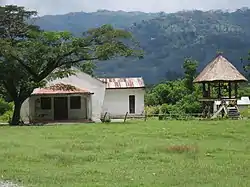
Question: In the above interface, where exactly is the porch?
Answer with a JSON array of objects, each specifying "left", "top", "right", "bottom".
[{"left": 29, "top": 83, "right": 93, "bottom": 123}]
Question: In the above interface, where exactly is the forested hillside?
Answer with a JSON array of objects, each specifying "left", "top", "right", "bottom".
[{"left": 35, "top": 8, "right": 250, "bottom": 83}]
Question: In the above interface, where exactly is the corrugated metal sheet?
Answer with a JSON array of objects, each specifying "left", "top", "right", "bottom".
[
  {"left": 98, "top": 77, "right": 145, "bottom": 89},
  {"left": 32, "top": 83, "right": 91, "bottom": 95}
]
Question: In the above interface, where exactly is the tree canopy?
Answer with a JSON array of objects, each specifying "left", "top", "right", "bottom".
[{"left": 0, "top": 5, "right": 142, "bottom": 125}]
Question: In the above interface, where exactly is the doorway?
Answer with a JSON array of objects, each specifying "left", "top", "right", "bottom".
[
  {"left": 129, "top": 95, "right": 135, "bottom": 114},
  {"left": 54, "top": 97, "right": 68, "bottom": 120}
]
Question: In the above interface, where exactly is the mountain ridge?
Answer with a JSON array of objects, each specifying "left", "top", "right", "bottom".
[{"left": 35, "top": 8, "right": 250, "bottom": 83}]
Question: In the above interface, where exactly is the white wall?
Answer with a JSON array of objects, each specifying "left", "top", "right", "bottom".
[
  {"left": 20, "top": 70, "right": 106, "bottom": 122},
  {"left": 102, "top": 88, "right": 145, "bottom": 116},
  {"left": 20, "top": 98, "right": 30, "bottom": 122}
]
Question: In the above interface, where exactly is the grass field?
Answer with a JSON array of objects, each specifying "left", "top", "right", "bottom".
[{"left": 1, "top": 119, "right": 250, "bottom": 187}]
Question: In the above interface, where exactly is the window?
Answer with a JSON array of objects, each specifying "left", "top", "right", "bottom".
[
  {"left": 70, "top": 96, "right": 81, "bottom": 109},
  {"left": 129, "top": 95, "right": 135, "bottom": 114},
  {"left": 41, "top": 97, "right": 51, "bottom": 110}
]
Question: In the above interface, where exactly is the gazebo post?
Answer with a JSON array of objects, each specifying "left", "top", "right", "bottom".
[
  {"left": 218, "top": 82, "right": 221, "bottom": 98},
  {"left": 228, "top": 82, "right": 232, "bottom": 99},
  {"left": 202, "top": 82, "right": 206, "bottom": 97},
  {"left": 234, "top": 82, "right": 238, "bottom": 99},
  {"left": 208, "top": 82, "right": 211, "bottom": 98}
]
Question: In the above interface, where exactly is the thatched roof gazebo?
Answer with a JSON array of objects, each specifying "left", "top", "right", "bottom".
[
  {"left": 194, "top": 55, "right": 247, "bottom": 100},
  {"left": 194, "top": 55, "right": 247, "bottom": 83},
  {"left": 193, "top": 55, "right": 248, "bottom": 118}
]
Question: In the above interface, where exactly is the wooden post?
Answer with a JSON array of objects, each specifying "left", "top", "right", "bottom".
[
  {"left": 102, "top": 112, "right": 107, "bottom": 122},
  {"left": 208, "top": 83, "right": 211, "bottom": 98},
  {"left": 124, "top": 112, "right": 128, "bottom": 123},
  {"left": 234, "top": 82, "right": 238, "bottom": 99},
  {"left": 202, "top": 83, "right": 206, "bottom": 98},
  {"left": 144, "top": 111, "right": 147, "bottom": 121},
  {"left": 218, "top": 82, "right": 221, "bottom": 98},
  {"left": 228, "top": 82, "right": 232, "bottom": 99}
]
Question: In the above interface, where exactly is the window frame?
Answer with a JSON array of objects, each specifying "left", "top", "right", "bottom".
[
  {"left": 40, "top": 97, "right": 52, "bottom": 110},
  {"left": 70, "top": 96, "right": 81, "bottom": 109},
  {"left": 129, "top": 95, "right": 135, "bottom": 114}
]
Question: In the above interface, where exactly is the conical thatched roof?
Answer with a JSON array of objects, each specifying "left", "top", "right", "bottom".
[{"left": 193, "top": 55, "right": 248, "bottom": 83}]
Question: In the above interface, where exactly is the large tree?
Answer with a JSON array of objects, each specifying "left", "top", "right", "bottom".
[{"left": 0, "top": 5, "right": 142, "bottom": 125}]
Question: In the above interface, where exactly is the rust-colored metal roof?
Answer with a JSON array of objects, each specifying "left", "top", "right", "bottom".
[
  {"left": 32, "top": 83, "right": 91, "bottom": 95},
  {"left": 194, "top": 55, "right": 248, "bottom": 83},
  {"left": 98, "top": 77, "right": 145, "bottom": 89}
]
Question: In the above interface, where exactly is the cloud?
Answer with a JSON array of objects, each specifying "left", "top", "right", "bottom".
[{"left": 2, "top": 0, "right": 250, "bottom": 15}]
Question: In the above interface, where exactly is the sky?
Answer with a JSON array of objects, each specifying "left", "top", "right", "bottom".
[{"left": 1, "top": 0, "right": 250, "bottom": 16}]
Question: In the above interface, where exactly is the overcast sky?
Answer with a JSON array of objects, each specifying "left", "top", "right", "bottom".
[{"left": 1, "top": 0, "right": 250, "bottom": 15}]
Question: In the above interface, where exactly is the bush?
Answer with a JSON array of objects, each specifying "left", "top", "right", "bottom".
[
  {"left": 145, "top": 105, "right": 160, "bottom": 116},
  {"left": 0, "top": 98, "right": 13, "bottom": 115},
  {"left": 0, "top": 110, "right": 13, "bottom": 123},
  {"left": 160, "top": 103, "right": 169, "bottom": 114},
  {"left": 176, "top": 94, "right": 202, "bottom": 114}
]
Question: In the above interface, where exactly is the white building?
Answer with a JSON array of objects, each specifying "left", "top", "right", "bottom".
[
  {"left": 99, "top": 78, "right": 145, "bottom": 118},
  {"left": 20, "top": 70, "right": 145, "bottom": 123},
  {"left": 237, "top": 97, "right": 250, "bottom": 112}
]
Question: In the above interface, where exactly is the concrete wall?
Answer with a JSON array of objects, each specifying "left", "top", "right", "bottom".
[
  {"left": 20, "top": 70, "right": 106, "bottom": 122},
  {"left": 21, "top": 94, "right": 91, "bottom": 122},
  {"left": 20, "top": 98, "right": 30, "bottom": 122},
  {"left": 102, "top": 88, "right": 145, "bottom": 116}
]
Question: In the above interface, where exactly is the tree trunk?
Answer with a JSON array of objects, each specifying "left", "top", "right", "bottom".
[{"left": 11, "top": 100, "right": 23, "bottom": 126}]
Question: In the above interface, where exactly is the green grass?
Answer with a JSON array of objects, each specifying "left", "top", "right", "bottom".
[{"left": 1, "top": 119, "right": 250, "bottom": 187}]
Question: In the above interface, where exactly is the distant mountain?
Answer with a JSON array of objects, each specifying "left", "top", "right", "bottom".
[
  {"left": 35, "top": 10, "right": 158, "bottom": 35},
  {"left": 35, "top": 9, "right": 250, "bottom": 84}
]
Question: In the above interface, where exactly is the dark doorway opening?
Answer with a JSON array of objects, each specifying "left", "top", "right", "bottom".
[
  {"left": 54, "top": 97, "right": 68, "bottom": 120},
  {"left": 129, "top": 95, "right": 135, "bottom": 114}
]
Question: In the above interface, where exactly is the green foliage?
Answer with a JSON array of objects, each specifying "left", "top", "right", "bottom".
[
  {"left": 145, "top": 80, "right": 188, "bottom": 106},
  {"left": 176, "top": 94, "right": 202, "bottom": 114},
  {"left": 144, "top": 105, "right": 160, "bottom": 116},
  {"left": 183, "top": 58, "right": 198, "bottom": 93},
  {"left": 0, "top": 110, "right": 13, "bottom": 123},
  {"left": 0, "top": 98, "right": 13, "bottom": 115},
  {"left": 239, "top": 83, "right": 250, "bottom": 97},
  {"left": 145, "top": 58, "right": 202, "bottom": 116},
  {"left": 0, "top": 98, "right": 13, "bottom": 123}
]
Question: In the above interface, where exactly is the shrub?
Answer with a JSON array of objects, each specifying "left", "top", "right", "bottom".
[
  {"left": 145, "top": 105, "right": 160, "bottom": 116},
  {"left": 0, "top": 110, "right": 13, "bottom": 123},
  {"left": 0, "top": 98, "right": 13, "bottom": 115},
  {"left": 160, "top": 103, "right": 169, "bottom": 114}
]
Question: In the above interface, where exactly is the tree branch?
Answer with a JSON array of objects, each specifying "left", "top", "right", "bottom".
[
  {"left": 10, "top": 54, "right": 39, "bottom": 80},
  {"left": 37, "top": 56, "right": 98, "bottom": 81},
  {"left": 2, "top": 80, "right": 17, "bottom": 100}
]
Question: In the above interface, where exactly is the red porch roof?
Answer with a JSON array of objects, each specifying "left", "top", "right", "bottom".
[{"left": 31, "top": 83, "right": 92, "bottom": 95}]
